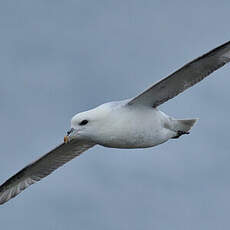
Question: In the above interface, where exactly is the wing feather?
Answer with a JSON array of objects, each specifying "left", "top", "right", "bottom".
[
  {"left": 128, "top": 41, "right": 230, "bottom": 107},
  {"left": 0, "top": 140, "right": 94, "bottom": 205}
]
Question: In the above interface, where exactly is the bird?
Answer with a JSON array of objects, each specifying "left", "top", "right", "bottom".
[{"left": 1, "top": 41, "right": 230, "bottom": 205}]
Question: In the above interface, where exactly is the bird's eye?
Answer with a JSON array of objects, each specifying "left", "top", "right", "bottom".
[{"left": 79, "top": 120, "right": 88, "bottom": 126}]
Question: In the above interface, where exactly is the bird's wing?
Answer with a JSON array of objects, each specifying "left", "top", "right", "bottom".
[
  {"left": 0, "top": 140, "right": 95, "bottom": 205},
  {"left": 128, "top": 41, "right": 230, "bottom": 107}
]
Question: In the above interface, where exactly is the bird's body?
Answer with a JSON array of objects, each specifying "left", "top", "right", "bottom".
[
  {"left": 96, "top": 104, "right": 171, "bottom": 148},
  {"left": 70, "top": 100, "right": 195, "bottom": 148},
  {"left": 1, "top": 40, "right": 230, "bottom": 205}
]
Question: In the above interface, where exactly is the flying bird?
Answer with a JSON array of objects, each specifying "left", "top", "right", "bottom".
[{"left": 1, "top": 41, "right": 230, "bottom": 205}]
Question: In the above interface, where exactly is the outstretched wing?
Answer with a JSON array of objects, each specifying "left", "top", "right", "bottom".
[
  {"left": 0, "top": 140, "right": 95, "bottom": 205},
  {"left": 128, "top": 41, "right": 230, "bottom": 107}
]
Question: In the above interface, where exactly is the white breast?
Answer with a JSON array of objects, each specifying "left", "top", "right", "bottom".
[{"left": 93, "top": 105, "right": 173, "bottom": 149}]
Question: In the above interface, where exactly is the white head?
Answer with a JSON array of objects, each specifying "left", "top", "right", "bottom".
[{"left": 64, "top": 102, "right": 115, "bottom": 143}]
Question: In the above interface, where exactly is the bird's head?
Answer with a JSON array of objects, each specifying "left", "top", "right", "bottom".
[{"left": 64, "top": 102, "right": 115, "bottom": 143}]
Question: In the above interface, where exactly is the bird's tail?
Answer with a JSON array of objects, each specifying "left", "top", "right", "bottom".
[{"left": 172, "top": 118, "right": 198, "bottom": 133}]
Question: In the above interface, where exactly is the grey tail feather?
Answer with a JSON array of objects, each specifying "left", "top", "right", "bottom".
[{"left": 172, "top": 118, "right": 198, "bottom": 133}]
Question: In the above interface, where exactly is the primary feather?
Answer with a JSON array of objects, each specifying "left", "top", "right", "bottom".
[
  {"left": 0, "top": 141, "right": 94, "bottom": 205},
  {"left": 128, "top": 41, "right": 230, "bottom": 107}
]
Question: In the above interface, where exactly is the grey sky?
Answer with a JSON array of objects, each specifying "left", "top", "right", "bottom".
[{"left": 1, "top": 0, "right": 230, "bottom": 229}]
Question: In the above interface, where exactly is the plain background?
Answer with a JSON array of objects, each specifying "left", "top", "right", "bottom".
[{"left": 1, "top": 1, "right": 230, "bottom": 229}]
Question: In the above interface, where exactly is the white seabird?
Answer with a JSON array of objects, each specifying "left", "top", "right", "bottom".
[{"left": 0, "top": 41, "right": 230, "bottom": 205}]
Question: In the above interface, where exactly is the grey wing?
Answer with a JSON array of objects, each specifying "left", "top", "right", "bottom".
[
  {"left": 128, "top": 41, "right": 230, "bottom": 107},
  {"left": 0, "top": 140, "right": 95, "bottom": 205}
]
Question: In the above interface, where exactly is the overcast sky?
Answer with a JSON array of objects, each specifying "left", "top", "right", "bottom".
[{"left": 1, "top": 0, "right": 230, "bottom": 229}]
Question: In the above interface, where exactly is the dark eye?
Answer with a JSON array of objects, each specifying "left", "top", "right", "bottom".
[{"left": 79, "top": 120, "right": 88, "bottom": 126}]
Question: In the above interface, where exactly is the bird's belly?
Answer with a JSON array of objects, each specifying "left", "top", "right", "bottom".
[
  {"left": 98, "top": 126, "right": 172, "bottom": 149},
  {"left": 100, "top": 138, "right": 166, "bottom": 149},
  {"left": 93, "top": 108, "right": 174, "bottom": 149}
]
